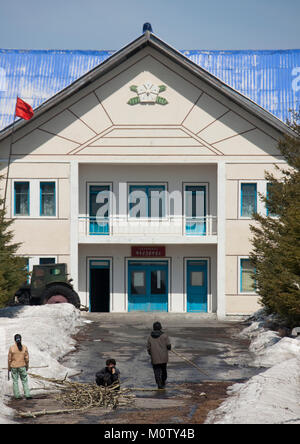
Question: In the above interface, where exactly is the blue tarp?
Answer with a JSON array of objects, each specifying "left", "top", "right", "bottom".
[{"left": 0, "top": 48, "right": 299, "bottom": 130}]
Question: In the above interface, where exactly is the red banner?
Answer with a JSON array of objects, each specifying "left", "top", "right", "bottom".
[
  {"left": 15, "top": 97, "right": 34, "bottom": 120},
  {"left": 131, "top": 246, "right": 166, "bottom": 257}
]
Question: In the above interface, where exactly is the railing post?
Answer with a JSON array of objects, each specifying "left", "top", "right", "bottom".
[
  {"left": 70, "top": 160, "right": 79, "bottom": 292},
  {"left": 217, "top": 160, "right": 226, "bottom": 318},
  {"left": 81, "top": 214, "right": 219, "bottom": 237}
]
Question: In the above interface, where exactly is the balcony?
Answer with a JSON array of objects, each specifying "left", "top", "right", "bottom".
[{"left": 78, "top": 215, "right": 218, "bottom": 244}]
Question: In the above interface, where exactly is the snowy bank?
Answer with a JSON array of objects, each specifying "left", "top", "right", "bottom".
[
  {"left": 206, "top": 313, "right": 300, "bottom": 424},
  {"left": 0, "top": 304, "right": 84, "bottom": 424}
]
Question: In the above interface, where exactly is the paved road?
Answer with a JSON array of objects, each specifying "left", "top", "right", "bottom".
[
  {"left": 13, "top": 313, "right": 261, "bottom": 424},
  {"left": 61, "top": 313, "right": 258, "bottom": 390}
]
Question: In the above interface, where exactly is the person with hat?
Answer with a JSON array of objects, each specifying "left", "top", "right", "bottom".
[
  {"left": 147, "top": 322, "right": 171, "bottom": 389},
  {"left": 8, "top": 334, "right": 32, "bottom": 400}
]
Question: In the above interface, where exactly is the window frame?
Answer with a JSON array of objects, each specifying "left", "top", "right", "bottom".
[
  {"left": 12, "top": 179, "right": 59, "bottom": 219},
  {"left": 240, "top": 182, "right": 257, "bottom": 218},
  {"left": 239, "top": 180, "right": 278, "bottom": 219},
  {"left": 127, "top": 182, "right": 167, "bottom": 219},
  {"left": 184, "top": 183, "right": 208, "bottom": 217},
  {"left": 39, "top": 181, "right": 56, "bottom": 217},
  {"left": 183, "top": 182, "right": 209, "bottom": 235},
  {"left": 13, "top": 181, "right": 30, "bottom": 217},
  {"left": 87, "top": 182, "right": 112, "bottom": 235},
  {"left": 239, "top": 256, "right": 257, "bottom": 295},
  {"left": 39, "top": 257, "right": 56, "bottom": 265}
]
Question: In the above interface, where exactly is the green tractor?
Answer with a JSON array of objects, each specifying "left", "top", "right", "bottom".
[{"left": 15, "top": 263, "right": 81, "bottom": 308}]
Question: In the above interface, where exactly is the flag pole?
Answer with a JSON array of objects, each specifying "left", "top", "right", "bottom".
[{"left": 2, "top": 99, "right": 17, "bottom": 212}]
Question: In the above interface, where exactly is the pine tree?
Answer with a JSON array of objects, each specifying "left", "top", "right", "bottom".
[
  {"left": 250, "top": 119, "right": 300, "bottom": 326},
  {"left": 0, "top": 176, "right": 28, "bottom": 307}
]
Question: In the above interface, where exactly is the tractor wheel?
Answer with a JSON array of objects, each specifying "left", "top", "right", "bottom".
[{"left": 42, "top": 285, "right": 81, "bottom": 308}]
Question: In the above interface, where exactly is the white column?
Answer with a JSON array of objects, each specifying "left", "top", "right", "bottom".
[
  {"left": 217, "top": 160, "right": 226, "bottom": 319},
  {"left": 70, "top": 160, "right": 79, "bottom": 293}
]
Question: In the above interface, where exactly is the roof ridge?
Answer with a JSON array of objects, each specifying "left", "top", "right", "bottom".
[{"left": 0, "top": 48, "right": 300, "bottom": 54}]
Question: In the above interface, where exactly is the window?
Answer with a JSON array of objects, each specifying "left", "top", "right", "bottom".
[
  {"left": 151, "top": 269, "right": 167, "bottom": 294},
  {"left": 129, "top": 185, "right": 166, "bottom": 218},
  {"left": 241, "top": 183, "right": 257, "bottom": 217},
  {"left": 240, "top": 258, "right": 256, "bottom": 293},
  {"left": 40, "top": 182, "right": 56, "bottom": 216},
  {"left": 39, "top": 258, "right": 56, "bottom": 265},
  {"left": 50, "top": 268, "right": 61, "bottom": 276},
  {"left": 130, "top": 271, "right": 146, "bottom": 294},
  {"left": 13, "top": 180, "right": 58, "bottom": 218},
  {"left": 14, "top": 182, "right": 30, "bottom": 216},
  {"left": 89, "top": 185, "right": 110, "bottom": 234},
  {"left": 185, "top": 185, "right": 207, "bottom": 235},
  {"left": 191, "top": 271, "right": 204, "bottom": 286}
]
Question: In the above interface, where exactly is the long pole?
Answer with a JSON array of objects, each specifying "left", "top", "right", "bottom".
[
  {"left": 171, "top": 348, "right": 210, "bottom": 377},
  {"left": 2, "top": 104, "right": 17, "bottom": 212}
]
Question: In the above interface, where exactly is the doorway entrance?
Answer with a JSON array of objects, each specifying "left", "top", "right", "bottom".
[
  {"left": 89, "top": 260, "right": 110, "bottom": 312},
  {"left": 186, "top": 260, "right": 208, "bottom": 312},
  {"left": 128, "top": 261, "right": 168, "bottom": 312}
]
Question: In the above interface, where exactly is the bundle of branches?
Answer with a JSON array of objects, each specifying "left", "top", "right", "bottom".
[
  {"left": 57, "top": 381, "right": 135, "bottom": 410},
  {"left": 18, "top": 373, "right": 135, "bottom": 418}
]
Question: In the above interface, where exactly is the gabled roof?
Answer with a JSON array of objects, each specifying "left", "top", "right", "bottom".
[{"left": 0, "top": 31, "right": 298, "bottom": 141}]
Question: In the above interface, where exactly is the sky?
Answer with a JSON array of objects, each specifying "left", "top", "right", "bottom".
[{"left": 0, "top": 0, "right": 300, "bottom": 51}]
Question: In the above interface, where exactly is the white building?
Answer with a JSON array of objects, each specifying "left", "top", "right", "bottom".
[{"left": 0, "top": 30, "right": 295, "bottom": 316}]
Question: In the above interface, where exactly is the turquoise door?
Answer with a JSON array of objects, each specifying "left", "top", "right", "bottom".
[
  {"left": 89, "top": 185, "right": 110, "bottom": 235},
  {"left": 128, "top": 261, "right": 168, "bottom": 312},
  {"left": 187, "top": 260, "right": 208, "bottom": 312},
  {"left": 185, "top": 185, "right": 207, "bottom": 235}
]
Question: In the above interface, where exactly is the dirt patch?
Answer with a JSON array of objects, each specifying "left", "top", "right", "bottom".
[
  {"left": 116, "top": 382, "right": 234, "bottom": 424},
  {"left": 189, "top": 381, "right": 233, "bottom": 423}
]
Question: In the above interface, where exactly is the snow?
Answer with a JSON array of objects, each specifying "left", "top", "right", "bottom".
[
  {"left": 0, "top": 304, "right": 84, "bottom": 424},
  {"left": 206, "top": 359, "right": 300, "bottom": 424},
  {"left": 206, "top": 312, "right": 300, "bottom": 424},
  {"left": 1, "top": 305, "right": 300, "bottom": 424}
]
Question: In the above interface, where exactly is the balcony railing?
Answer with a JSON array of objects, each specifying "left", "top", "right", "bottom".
[{"left": 78, "top": 215, "right": 217, "bottom": 237}]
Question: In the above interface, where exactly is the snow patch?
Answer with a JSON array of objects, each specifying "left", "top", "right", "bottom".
[
  {"left": 0, "top": 304, "right": 83, "bottom": 423},
  {"left": 207, "top": 312, "right": 300, "bottom": 424},
  {"left": 206, "top": 358, "right": 300, "bottom": 424}
]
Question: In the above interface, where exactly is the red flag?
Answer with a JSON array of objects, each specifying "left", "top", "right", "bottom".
[{"left": 15, "top": 97, "right": 34, "bottom": 120}]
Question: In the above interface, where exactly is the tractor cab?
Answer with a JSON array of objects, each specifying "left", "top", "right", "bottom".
[
  {"left": 31, "top": 264, "right": 69, "bottom": 299},
  {"left": 15, "top": 263, "right": 80, "bottom": 308}
]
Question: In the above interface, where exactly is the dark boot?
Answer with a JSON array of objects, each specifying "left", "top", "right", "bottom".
[
  {"left": 161, "top": 363, "right": 167, "bottom": 386},
  {"left": 153, "top": 364, "right": 164, "bottom": 388}
]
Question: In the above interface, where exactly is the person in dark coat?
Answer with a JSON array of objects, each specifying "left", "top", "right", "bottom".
[
  {"left": 95, "top": 359, "right": 120, "bottom": 388},
  {"left": 147, "top": 322, "right": 171, "bottom": 389}
]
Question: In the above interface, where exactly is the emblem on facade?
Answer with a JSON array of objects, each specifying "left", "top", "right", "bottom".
[{"left": 127, "top": 82, "right": 168, "bottom": 105}]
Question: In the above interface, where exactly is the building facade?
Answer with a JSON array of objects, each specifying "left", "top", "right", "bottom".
[{"left": 0, "top": 31, "right": 295, "bottom": 316}]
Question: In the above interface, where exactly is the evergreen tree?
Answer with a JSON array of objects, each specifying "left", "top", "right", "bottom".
[
  {"left": 0, "top": 177, "right": 28, "bottom": 307},
  {"left": 250, "top": 119, "right": 300, "bottom": 326}
]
